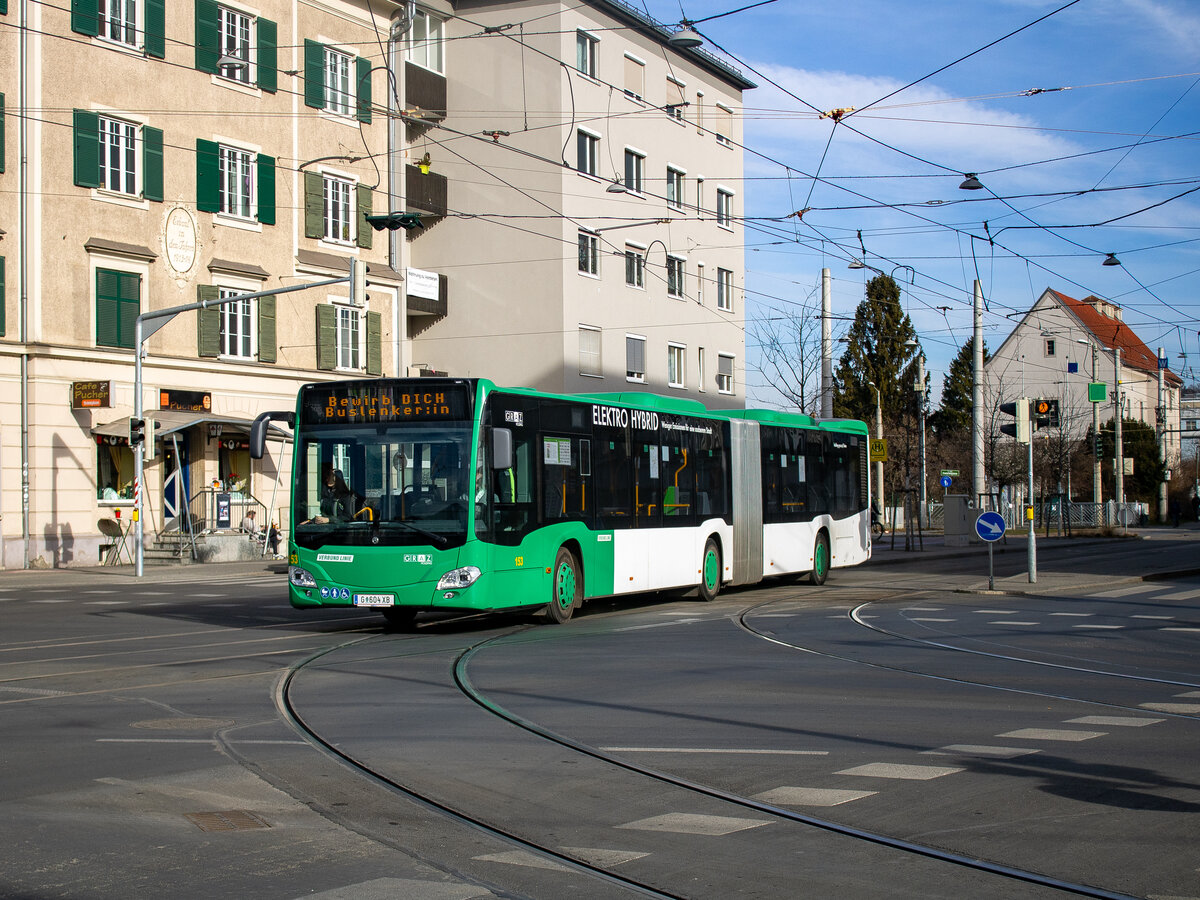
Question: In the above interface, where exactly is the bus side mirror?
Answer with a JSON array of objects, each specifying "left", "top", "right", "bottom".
[
  {"left": 250, "top": 411, "right": 295, "bottom": 459},
  {"left": 491, "top": 428, "right": 512, "bottom": 470}
]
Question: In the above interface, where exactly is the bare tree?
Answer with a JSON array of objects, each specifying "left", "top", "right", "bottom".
[{"left": 748, "top": 296, "right": 831, "bottom": 414}]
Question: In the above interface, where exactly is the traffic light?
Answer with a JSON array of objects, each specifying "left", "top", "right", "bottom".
[
  {"left": 364, "top": 212, "right": 423, "bottom": 232},
  {"left": 999, "top": 398, "right": 1030, "bottom": 443},
  {"left": 1030, "top": 398, "right": 1052, "bottom": 432},
  {"left": 349, "top": 258, "right": 366, "bottom": 307},
  {"left": 128, "top": 417, "right": 145, "bottom": 446}
]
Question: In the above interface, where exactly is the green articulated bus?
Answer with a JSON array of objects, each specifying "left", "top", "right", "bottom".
[{"left": 250, "top": 377, "right": 872, "bottom": 627}]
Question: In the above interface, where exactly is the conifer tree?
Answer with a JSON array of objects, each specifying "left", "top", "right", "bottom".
[
  {"left": 832, "top": 274, "right": 920, "bottom": 423},
  {"left": 932, "top": 337, "right": 988, "bottom": 436}
]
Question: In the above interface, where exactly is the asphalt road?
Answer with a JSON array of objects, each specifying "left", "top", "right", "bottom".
[{"left": 0, "top": 529, "right": 1197, "bottom": 899}]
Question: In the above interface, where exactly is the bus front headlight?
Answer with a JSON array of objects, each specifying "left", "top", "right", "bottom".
[
  {"left": 289, "top": 565, "right": 317, "bottom": 588},
  {"left": 437, "top": 566, "right": 481, "bottom": 590}
]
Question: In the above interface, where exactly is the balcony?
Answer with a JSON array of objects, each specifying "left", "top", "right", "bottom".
[
  {"left": 405, "top": 62, "right": 446, "bottom": 121},
  {"left": 406, "top": 164, "right": 447, "bottom": 222},
  {"left": 407, "top": 271, "right": 448, "bottom": 331}
]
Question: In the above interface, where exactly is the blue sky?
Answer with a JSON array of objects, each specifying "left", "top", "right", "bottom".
[{"left": 638, "top": 0, "right": 1200, "bottom": 408}]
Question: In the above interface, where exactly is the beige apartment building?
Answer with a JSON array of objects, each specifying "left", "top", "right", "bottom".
[{"left": 0, "top": 0, "right": 751, "bottom": 567}]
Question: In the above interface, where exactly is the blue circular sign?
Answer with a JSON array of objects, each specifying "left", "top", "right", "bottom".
[
  {"left": 939, "top": 475, "right": 953, "bottom": 488},
  {"left": 975, "top": 511, "right": 1006, "bottom": 542}
]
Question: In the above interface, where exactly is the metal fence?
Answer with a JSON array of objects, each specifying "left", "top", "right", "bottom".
[{"left": 892, "top": 500, "right": 1146, "bottom": 533}]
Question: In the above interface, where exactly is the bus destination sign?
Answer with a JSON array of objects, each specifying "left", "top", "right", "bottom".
[{"left": 304, "top": 383, "right": 470, "bottom": 425}]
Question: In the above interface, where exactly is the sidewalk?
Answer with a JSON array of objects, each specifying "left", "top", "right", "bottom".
[{"left": 0, "top": 557, "right": 287, "bottom": 588}]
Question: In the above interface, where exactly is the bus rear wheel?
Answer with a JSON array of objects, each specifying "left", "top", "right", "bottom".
[
  {"left": 546, "top": 547, "right": 581, "bottom": 624},
  {"left": 698, "top": 538, "right": 722, "bottom": 602},
  {"left": 809, "top": 532, "right": 830, "bottom": 586}
]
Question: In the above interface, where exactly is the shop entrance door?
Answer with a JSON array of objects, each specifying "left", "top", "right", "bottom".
[{"left": 162, "top": 437, "right": 192, "bottom": 532}]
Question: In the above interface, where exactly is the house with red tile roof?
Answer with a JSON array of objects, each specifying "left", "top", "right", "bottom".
[{"left": 985, "top": 287, "right": 1183, "bottom": 468}]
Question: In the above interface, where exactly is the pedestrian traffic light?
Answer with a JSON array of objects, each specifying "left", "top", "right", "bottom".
[
  {"left": 1030, "top": 398, "right": 1052, "bottom": 432},
  {"left": 999, "top": 398, "right": 1030, "bottom": 443},
  {"left": 128, "top": 417, "right": 145, "bottom": 446}
]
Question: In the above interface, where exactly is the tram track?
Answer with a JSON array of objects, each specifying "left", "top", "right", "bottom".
[{"left": 276, "top": 616, "right": 1141, "bottom": 900}]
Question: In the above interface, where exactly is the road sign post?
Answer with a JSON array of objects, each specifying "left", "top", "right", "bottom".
[{"left": 975, "top": 511, "right": 1006, "bottom": 590}]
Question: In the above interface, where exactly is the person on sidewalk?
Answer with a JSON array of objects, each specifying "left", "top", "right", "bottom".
[{"left": 241, "top": 509, "right": 259, "bottom": 535}]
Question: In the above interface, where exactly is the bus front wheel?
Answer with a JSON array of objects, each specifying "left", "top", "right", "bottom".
[
  {"left": 547, "top": 547, "right": 581, "bottom": 624},
  {"left": 809, "top": 532, "right": 830, "bottom": 586},
  {"left": 698, "top": 538, "right": 722, "bottom": 602}
]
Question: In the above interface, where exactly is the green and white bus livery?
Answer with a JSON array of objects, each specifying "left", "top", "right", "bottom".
[{"left": 250, "top": 377, "right": 872, "bottom": 626}]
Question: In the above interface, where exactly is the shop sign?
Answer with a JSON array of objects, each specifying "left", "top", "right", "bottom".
[
  {"left": 72, "top": 381, "right": 112, "bottom": 409},
  {"left": 160, "top": 389, "right": 212, "bottom": 412}
]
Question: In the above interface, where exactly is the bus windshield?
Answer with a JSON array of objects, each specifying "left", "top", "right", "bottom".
[{"left": 293, "top": 423, "right": 474, "bottom": 549}]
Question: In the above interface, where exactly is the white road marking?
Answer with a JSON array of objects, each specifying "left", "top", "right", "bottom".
[
  {"left": 1160, "top": 627, "right": 1200, "bottom": 633},
  {"left": 997, "top": 729, "right": 1106, "bottom": 741},
  {"left": 1152, "top": 588, "right": 1200, "bottom": 601},
  {"left": 561, "top": 847, "right": 649, "bottom": 867},
  {"left": 473, "top": 851, "right": 569, "bottom": 872},
  {"left": 617, "top": 813, "right": 769, "bottom": 835},
  {"left": 910, "top": 618, "right": 956, "bottom": 623},
  {"left": 906, "top": 607, "right": 944, "bottom": 612},
  {"left": 1091, "top": 585, "right": 1155, "bottom": 597},
  {"left": 1175, "top": 691, "right": 1200, "bottom": 698},
  {"left": 1139, "top": 703, "right": 1200, "bottom": 714},
  {"left": 975, "top": 609, "right": 1017, "bottom": 614},
  {"left": 83, "top": 590, "right": 118, "bottom": 594},
  {"left": 835, "top": 763, "right": 963, "bottom": 780},
  {"left": 752, "top": 787, "right": 877, "bottom": 806},
  {"left": 303, "top": 878, "right": 494, "bottom": 899},
  {"left": 601, "top": 747, "right": 827, "bottom": 755},
  {"left": 990, "top": 621, "right": 1040, "bottom": 626},
  {"left": 97, "top": 738, "right": 307, "bottom": 745},
  {"left": 1072, "top": 624, "right": 1124, "bottom": 630},
  {"left": 921, "top": 745, "right": 1039, "bottom": 758},
  {"left": 1066, "top": 716, "right": 1163, "bottom": 727},
  {"left": 1049, "top": 612, "right": 1093, "bottom": 617},
  {"left": 1132, "top": 615, "right": 1174, "bottom": 620},
  {"left": 85, "top": 601, "right": 126, "bottom": 606},
  {"left": 615, "top": 618, "right": 704, "bottom": 632}
]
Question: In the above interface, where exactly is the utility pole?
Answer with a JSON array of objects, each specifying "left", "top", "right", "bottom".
[
  {"left": 1157, "top": 346, "right": 1167, "bottom": 523},
  {"left": 1091, "top": 341, "right": 1101, "bottom": 505},
  {"left": 821, "top": 268, "right": 833, "bottom": 419},
  {"left": 1114, "top": 346, "right": 1124, "bottom": 526},
  {"left": 972, "top": 279, "right": 985, "bottom": 507}
]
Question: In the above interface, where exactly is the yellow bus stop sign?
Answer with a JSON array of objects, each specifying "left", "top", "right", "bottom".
[{"left": 869, "top": 438, "right": 888, "bottom": 462}]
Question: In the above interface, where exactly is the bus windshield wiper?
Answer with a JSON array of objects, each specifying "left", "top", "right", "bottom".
[{"left": 381, "top": 519, "right": 449, "bottom": 547}]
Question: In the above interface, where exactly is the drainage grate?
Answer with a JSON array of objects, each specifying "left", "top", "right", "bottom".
[{"left": 184, "top": 810, "right": 270, "bottom": 832}]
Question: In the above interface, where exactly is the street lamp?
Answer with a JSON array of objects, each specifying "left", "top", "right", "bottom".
[
  {"left": 906, "top": 341, "right": 927, "bottom": 527},
  {"left": 866, "top": 380, "right": 883, "bottom": 513},
  {"left": 1076, "top": 337, "right": 1101, "bottom": 507}
]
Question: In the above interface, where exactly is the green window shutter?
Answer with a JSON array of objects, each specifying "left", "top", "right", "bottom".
[
  {"left": 365, "top": 310, "right": 381, "bottom": 375},
  {"left": 196, "top": 285, "right": 220, "bottom": 357},
  {"left": 304, "top": 40, "right": 325, "bottom": 109},
  {"left": 355, "top": 56, "right": 372, "bottom": 124},
  {"left": 142, "top": 126, "right": 163, "bottom": 202},
  {"left": 304, "top": 170, "right": 323, "bottom": 238},
  {"left": 0, "top": 0, "right": 7, "bottom": 15},
  {"left": 0, "top": 257, "right": 6, "bottom": 337},
  {"left": 71, "top": 0, "right": 99, "bottom": 36},
  {"left": 194, "top": 0, "right": 218, "bottom": 73},
  {"left": 257, "top": 18, "right": 277, "bottom": 93},
  {"left": 256, "top": 153, "right": 275, "bottom": 225},
  {"left": 257, "top": 294, "right": 276, "bottom": 363},
  {"left": 1, "top": 93, "right": 5, "bottom": 174},
  {"left": 315, "top": 304, "right": 336, "bottom": 370},
  {"left": 196, "top": 139, "right": 219, "bottom": 212},
  {"left": 144, "top": 0, "right": 165, "bottom": 58},
  {"left": 73, "top": 110, "right": 100, "bottom": 189},
  {"left": 96, "top": 268, "right": 139, "bottom": 349},
  {"left": 355, "top": 184, "right": 372, "bottom": 249}
]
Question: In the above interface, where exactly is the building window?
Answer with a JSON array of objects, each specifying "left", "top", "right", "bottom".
[
  {"left": 217, "top": 5, "right": 253, "bottom": 83},
  {"left": 99, "top": 115, "right": 138, "bottom": 195},
  {"left": 99, "top": 0, "right": 137, "bottom": 46},
  {"left": 623, "top": 54, "right": 644, "bottom": 99},
  {"left": 576, "top": 129, "right": 599, "bottom": 176},
  {"left": 1045, "top": 339, "right": 1056, "bottom": 357},
  {"left": 717, "top": 354, "right": 734, "bottom": 393},
  {"left": 716, "top": 189, "right": 733, "bottom": 227},
  {"left": 97, "top": 443, "right": 136, "bottom": 501},
  {"left": 624, "top": 149, "right": 644, "bottom": 194},
  {"left": 579, "top": 325, "right": 601, "bottom": 377},
  {"left": 219, "top": 145, "right": 254, "bottom": 218},
  {"left": 697, "top": 347, "right": 705, "bottom": 392},
  {"left": 409, "top": 9, "right": 444, "bottom": 74},
  {"left": 666, "top": 77, "right": 685, "bottom": 119},
  {"left": 667, "top": 256, "right": 685, "bottom": 298},
  {"left": 324, "top": 175, "right": 353, "bottom": 243},
  {"left": 666, "top": 166, "right": 684, "bottom": 210},
  {"left": 95, "top": 267, "right": 140, "bottom": 349},
  {"left": 716, "top": 268, "right": 733, "bottom": 312},
  {"left": 625, "top": 245, "right": 645, "bottom": 288},
  {"left": 219, "top": 287, "right": 255, "bottom": 358},
  {"left": 667, "top": 343, "right": 686, "bottom": 388},
  {"left": 325, "top": 47, "right": 353, "bottom": 116},
  {"left": 626, "top": 334, "right": 646, "bottom": 382},
  {"left": 715, "top": 103, "right": 732, "bottom": 145},
  {"left": 575, "top": 30, "right": 597, "bottom": 77},
  {"left": 336, "top": 303, "right": 362, "bottom": 370},
  {"left": 578, "top": 230, "right": 599, "bottom": 276}
]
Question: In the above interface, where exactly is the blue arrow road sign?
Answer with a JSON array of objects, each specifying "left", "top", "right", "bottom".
[
  {"left": 975, "top": 511, "right": 1006, "bottom": 542},
  {"left": 939, "top": 475, "right": 953, "bottom": 488}
]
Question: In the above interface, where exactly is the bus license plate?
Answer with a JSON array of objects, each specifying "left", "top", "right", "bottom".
[{"left": 353, "top": 593, "right": 394, "bottom": 607}]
